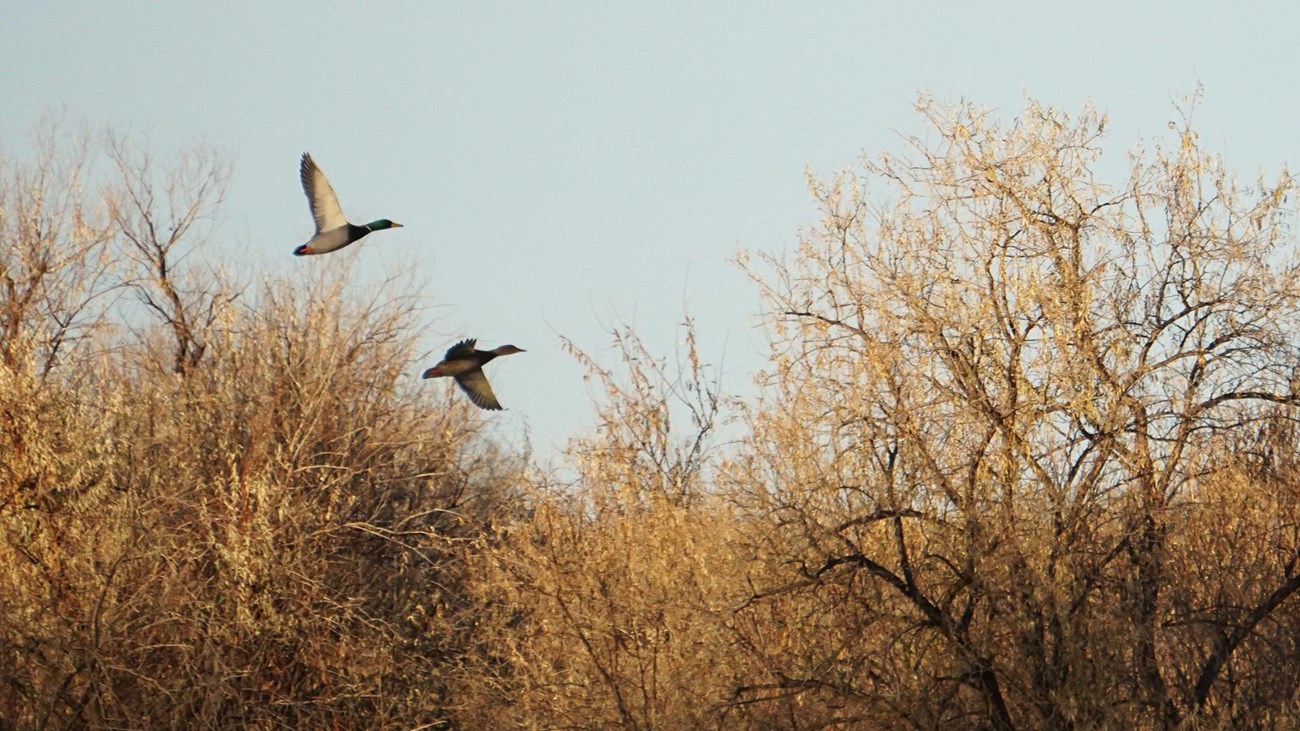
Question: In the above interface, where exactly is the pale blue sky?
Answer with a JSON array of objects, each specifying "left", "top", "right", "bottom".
[{"left": 5, "top": 2, "right": 1297, "bottom": 458}]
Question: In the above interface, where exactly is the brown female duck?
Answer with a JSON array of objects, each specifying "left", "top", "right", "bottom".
[{"left": 422, "top": 339, "right": 525, "bottom": 410}]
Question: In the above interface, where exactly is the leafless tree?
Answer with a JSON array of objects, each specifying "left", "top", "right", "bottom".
[{"left": 105, "top": 134, "right": 234, "bottom": 375}]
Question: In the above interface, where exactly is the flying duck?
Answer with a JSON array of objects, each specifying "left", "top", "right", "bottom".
[
  {"left": 294, "top": 152, "right": 402, "bottom": 256},
  {"left": 423, "top": 339, "right": 525, "bottom": 411}
]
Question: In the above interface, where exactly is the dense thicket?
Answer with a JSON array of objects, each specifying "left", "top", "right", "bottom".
[
  {"left": 0, "top": 133, "right": 515, "bottom": 729},
  {"left": 454, "top": 97, "right": 1300, "bottom": 731},
  {"left": 6, "top": 95, "right": 1300, "bottom": 730}
]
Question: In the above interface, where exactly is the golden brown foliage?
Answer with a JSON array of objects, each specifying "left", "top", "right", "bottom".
[
  {"left": 454, "top": 94, "right": 1300, "bottom": 731},
  {"left": 725, "top": 94, "right": 1300, "bottom": 729},
  {"left": 9, "top": 94, "right": 1300, "bottom": 731},
  {"left": 0, "top": 131, "right": 515, "bottom": 730},
  {"left": 452, "top": 325, "right": 764, "bottom": 729}
]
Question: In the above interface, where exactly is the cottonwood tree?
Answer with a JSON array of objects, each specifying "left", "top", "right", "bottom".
[{"left": 730, "top": 94, "right": 1300, "bottom": 729}]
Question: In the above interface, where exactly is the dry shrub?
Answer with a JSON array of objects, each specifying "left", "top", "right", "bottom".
[
  {"left": 454, "top": 94, "right": 1300, "bottom": 731},
  {"left": 10, "top": 94, "right": 1300, "bottom": 731},
  {"left": 0, "top": 131, "right": 516, "bottom": 730},
  {"left": 1160, "top": 418, "right": 1300, "bottom": 726},
  {"left": 457, "top": 487, "right": 752, "bottom": 730},
  {"left": 451, "top": 324, "right": 769, "bottom": 730}
]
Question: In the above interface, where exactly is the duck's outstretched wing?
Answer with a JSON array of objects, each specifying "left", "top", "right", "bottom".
[
  {"left": 444, "top": 338, "right": 478, "bottom": 360},
  {"left": 455, "top": 368, "right": 503, "bottom": 410},
  {"left": 300, "top": 153, "right": 347, "bottom": 234}
]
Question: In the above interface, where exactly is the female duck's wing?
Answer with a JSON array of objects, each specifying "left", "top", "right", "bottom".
[
  {"left": 444, "top": 338, "right": 478, "bottom": 360},
  {"left": 455, "top": 368, "right": 503, "bottom": 410},
  {"left": 300, "top": 153, "right": 348, "bottom": 234}
]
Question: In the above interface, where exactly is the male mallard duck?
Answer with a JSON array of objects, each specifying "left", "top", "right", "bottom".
[
  {"left": 294, "top": 152, "right": 402, "bottom": 256},
  {"left": 422, "top": 339, "right": 525, "bottom": 411}
]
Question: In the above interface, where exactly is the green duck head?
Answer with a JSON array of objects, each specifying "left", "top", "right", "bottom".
[{"left": 365, "top": 219, "right": 403, "bottom": 231}]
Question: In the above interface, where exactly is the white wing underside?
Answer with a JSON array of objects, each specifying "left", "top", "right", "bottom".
[{"left": 300, "top": 153, "right": 348, "bottom": 234}]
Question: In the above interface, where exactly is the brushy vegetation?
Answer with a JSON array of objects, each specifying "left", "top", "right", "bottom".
[
  {"left": 0, "top": 132, "right": 517, "bottom": 729},
  {"left": 6, "top": 93, "right": 1300, "bottom": 729}
]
